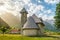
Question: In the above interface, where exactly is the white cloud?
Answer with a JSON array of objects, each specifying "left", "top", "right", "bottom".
[
  {"left": 44, "top": 9, "right": 53, "bottom": 14},
  {"left": 27, "top": 4, "right": 37, "bottom": 16},
  {"left": 39, "top": 13, "right": 54, "bottom": 21},
  {"left": 27, "top": 4, "right": 44, "bottom": 16},
  {"left": 38, "top": 9, "right": 54, "bottom": 21},
  {"left": 0, "top": 0, "right": 55, "bottom": 22},
  {"left": 47, "top": 16, "right": 54, "bottom": 20},
  {"left": 42, "top": 14, "right": 48, "bottom": 20},
  {"left": 47, "top": 10, "right": 52, "bottom": 14},
  {"left": 38, "top": 1, "right": 41, "bottom": 3},
  {"left": 0, "top": 0, "right": 26, "bottom": 15},
  {"left": 22, "top": 0, "right": 30, "bottom": 4},
  {"left": 44, "top": 0, "right": 60, "bottom": 4},
  {"left": 32, "top": 5, "right": 44, "bottom": 16},
  {"left": 36, "top": 0, "right": 41, "bottom": 3},
  {"left": 0, "top": 0, "right": 9, "bottom": 2},
  {"left": 0, "top": 0, "right": 44, "bottom": 17},
  {"left": 38, "top": 13, "right": 43, "bottom": 17},
  {"left": 35, "top": 5, "right": 44, "bottom": 11}
]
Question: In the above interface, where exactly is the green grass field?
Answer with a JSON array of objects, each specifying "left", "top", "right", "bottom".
[{"left": 0, "top": 34, "right": 60, "bottom": 40}]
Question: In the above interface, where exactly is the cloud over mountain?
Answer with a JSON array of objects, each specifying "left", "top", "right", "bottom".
[{"left": 0, "top": 0, "right": 59, "bottom": 22}]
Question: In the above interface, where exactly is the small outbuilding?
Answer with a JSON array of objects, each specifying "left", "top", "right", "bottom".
[{"left": 22, "top": 16, "right": 39, "bottom": 36}]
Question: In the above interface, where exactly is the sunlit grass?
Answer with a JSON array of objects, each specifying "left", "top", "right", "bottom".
[{"left": 0, "top": 34, "right": 60, "bottom": 40}]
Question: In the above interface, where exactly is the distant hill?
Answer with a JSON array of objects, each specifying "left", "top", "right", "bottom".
[
  {"left": 43, "top": 20, "right": 56, "bottom": 31},
  {"left": 0, "top": 17, "right": 10, "bottom": 27},
  {"left": 0, "top": 13, "right": 21, "bottom": 29}
]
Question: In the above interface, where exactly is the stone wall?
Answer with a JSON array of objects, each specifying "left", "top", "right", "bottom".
[{"left": 23, "top": 29, "right": 38, "bottom": 36}]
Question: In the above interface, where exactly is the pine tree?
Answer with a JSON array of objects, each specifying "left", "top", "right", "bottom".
[{"left": 54, "top": 2, "right": 60, "bottom": 29}]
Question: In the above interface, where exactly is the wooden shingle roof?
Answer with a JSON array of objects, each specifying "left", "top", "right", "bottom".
[
  {"left": 23, "top": 16, "right": 39, "bottom": 29},
  {"left": 32, "top": 14, "right": 42, "bottom": 23}
]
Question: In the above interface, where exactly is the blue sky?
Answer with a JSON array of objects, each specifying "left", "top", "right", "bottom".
[
  {"left": 0, "top": 0, "right": 60, "bottom": 21},
  {"left": 27, "top": 0, "right": 57, "bottom": 20}
]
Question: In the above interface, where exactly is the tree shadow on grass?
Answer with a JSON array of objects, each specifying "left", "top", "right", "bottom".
[
  {"left": 42, "top": 35, "right": 60, "bottom": 38},
  {"left": 29, "top": 35, "right": 60, "bottom": 39}
]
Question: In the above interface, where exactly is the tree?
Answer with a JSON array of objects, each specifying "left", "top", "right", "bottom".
[
  {"left": 54, "top": 2, "right": 60, "bottom": 29},
  {"left": 0, "top": 25, "right": 11, "bottom": 34}
]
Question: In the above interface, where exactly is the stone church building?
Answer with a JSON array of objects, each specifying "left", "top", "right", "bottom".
[
  {"left": 0, "top": 7, "right": 45, "bottom": 36},
  {"left": 20, "top": 8, "right": 45, "bottom": 36}
]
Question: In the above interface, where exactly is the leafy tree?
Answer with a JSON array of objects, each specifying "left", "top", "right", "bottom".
[
  {"left": 0, "top": 25, "right": 11, "bottom": 34},
  {"left": 54, "top": 2, "right": 60, "bottom": 29}
]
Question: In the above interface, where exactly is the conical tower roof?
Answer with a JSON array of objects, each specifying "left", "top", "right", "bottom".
[
  {"left": 20, "top": 8, "right": 28, "bottom": 14},
  {"left": 23, "top": 16, "right": 39, "bottom": 29},
  {"left": 32, "top": 14, "right": 42, "bottom": 23}
]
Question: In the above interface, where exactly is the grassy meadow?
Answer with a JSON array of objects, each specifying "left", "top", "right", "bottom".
[{"left": 0, "top": 34, "right": 60, "bottom": 40}]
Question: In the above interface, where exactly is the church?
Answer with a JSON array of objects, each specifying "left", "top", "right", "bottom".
[
  {"left": 20, "top": 8, "right": 45, "bottom": 36},
  {"left": 0, "top": 7, "right": 45, "bottom": 36}
]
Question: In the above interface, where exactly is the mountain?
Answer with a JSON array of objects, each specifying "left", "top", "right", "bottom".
[
  {"left": 0, "top": 13, "right": 21, "bottom": 29},
  {"left": 43, "top": 20, "right": 56, "bottom": 31},
  {"left": 0, "top": 17, "right": 10, "bottom": 27}
]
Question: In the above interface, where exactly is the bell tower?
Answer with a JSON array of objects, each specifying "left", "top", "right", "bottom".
[{"left": 20, "top": 8, "right": 28, "bottom": 27}]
